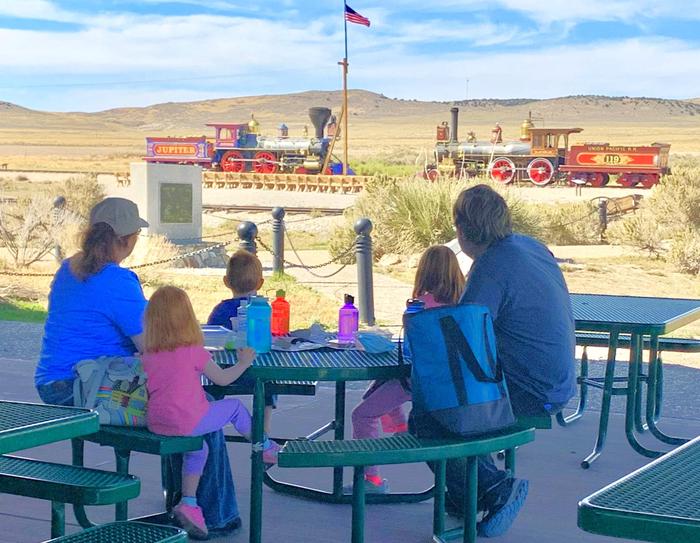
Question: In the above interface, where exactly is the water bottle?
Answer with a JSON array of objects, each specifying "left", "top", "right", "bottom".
[
  {"left": 235, "top": 301, "right": 248, "bottom": 348},
  {"left": 403, "top": 298, "right": 425, "bottom": 358},
  {"left": 247, "top": 296, "right": 272, "bottom": 353},
  {"left": 337, "top": 294, "right": 359, "bottom": 343},
  {"left": 271, "top": 289, "right": 290, "bottom": 336}
]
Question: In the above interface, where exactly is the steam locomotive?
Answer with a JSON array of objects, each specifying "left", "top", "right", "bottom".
[
  {"left": 427, "top": 107, "right": 670, "bottom": 188},
  {"left": 145, "top": 107, "right": 352, "bottom": 175}
]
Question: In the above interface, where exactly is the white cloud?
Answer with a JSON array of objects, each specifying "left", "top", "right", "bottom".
[
  {"left": 387, "top": 0, "right": 700, "bottom": 24},
  {"left": 1, "top": 1, "right": 699, "bottom": 111},
  {"left": 0, "top": 0, "right": 79, "bottom": 22},
  {"left": 352, "top": 37, "right": 700, "bottom": 102}
]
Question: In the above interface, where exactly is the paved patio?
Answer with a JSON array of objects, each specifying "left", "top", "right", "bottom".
[{"left": 2, "top": 322, "right": 700, "bottom": 542}]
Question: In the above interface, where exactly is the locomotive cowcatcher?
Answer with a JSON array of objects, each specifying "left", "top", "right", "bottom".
[
  {"left": 427, "top": 107, "right": 670, "bottom": 187},
  {"left": 144, "top": 107, "right": 352, "bottom": 175}
]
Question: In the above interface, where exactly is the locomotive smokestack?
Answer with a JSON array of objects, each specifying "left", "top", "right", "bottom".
[
  {"left": 308, "top": 107, "right": 332, "bottom": 139},
  {"left": 450, "top": 107, "right": 459, "bottom": 143}
]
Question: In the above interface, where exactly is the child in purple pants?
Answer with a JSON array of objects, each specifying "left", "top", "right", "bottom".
[
  {"left": 350, "top": 246, "right": 465, "bottom": 493},
  {"left": 143, "top": 286, "right": 280, "bottom": 540}
]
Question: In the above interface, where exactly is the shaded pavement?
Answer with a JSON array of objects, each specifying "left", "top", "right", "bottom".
[{"left": 3, "top": 321, "right": 700, "bottom": 542}]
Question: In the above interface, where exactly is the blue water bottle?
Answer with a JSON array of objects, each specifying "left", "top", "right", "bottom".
[
  {"left": 246, "top": 296, "right": 272, "bottom": 354},
  {"left": 403, "top": 298, "right": 425, "bottom": 358}
]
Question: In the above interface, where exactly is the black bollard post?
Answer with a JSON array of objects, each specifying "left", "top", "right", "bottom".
[
  {"left": 271, "top": 207, "right": 285, "bottom": 274},
  {"left": 237, "top": 221, "right": 258, "bottom": 254},
  {"left": 354, "top": 218, "right": 375, "bottom": 326},
  {"left": 52, "top": 195, "right": 66, "bottom": 263},
  {"left": 598, "top": 199, "right": 608, "bottom": 243}
]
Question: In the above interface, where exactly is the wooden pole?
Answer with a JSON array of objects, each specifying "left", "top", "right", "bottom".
[{"left": 342, "top": 58, "right": 349, "bottom": 175}]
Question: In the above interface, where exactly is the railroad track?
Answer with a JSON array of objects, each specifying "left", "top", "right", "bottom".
[
  {"left": 1, "top": 168, "right": 374, "bottom": 193},
  {"left": 203, "top": 204, "right": 346, "bottom": 215},
  {"left": 202, "top": 171, "right": 372, "bottom": 193}
]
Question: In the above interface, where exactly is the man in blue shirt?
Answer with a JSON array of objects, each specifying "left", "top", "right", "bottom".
[{"left": 416, "top": 184, "right": 576, "bottom": 537}]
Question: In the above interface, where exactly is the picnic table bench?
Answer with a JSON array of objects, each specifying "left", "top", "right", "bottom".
[
  {"left": 279, "top": 427, "right": 535, "bottom": 543},
  {"left": 71, "top": 426, "right": 203, "bottom": 524},
  {"left": 0, "top": 455, "right": 139, "bottom": 538},
  {"left": 578, "top": 434, "right": 700, "bottom": 542},
  {"left": 0, "top": 402, "right": 142, "bottom": 538},
  {"left": 42, "top": 521, "right": 186, "bottom": 543}
]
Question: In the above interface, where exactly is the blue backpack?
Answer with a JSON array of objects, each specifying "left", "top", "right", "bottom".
[{"left": 404, "top": 304, "right": 514, "bottom": 437}]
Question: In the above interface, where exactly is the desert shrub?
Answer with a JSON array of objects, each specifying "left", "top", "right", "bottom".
[
  {"left": 606, "top": 209, "right": 666, "bottom": 256},
  {"left": 534, "top": 201, "right": 601, "bottom": 245},
  {"left": 0, "top": 195, "right": 82, "bottom": 267},
  {"left": 601, "top": 156, "right": 700, "bottom": 274},
  {"left": 56, "top": 175, "right": 105, "bottom": 220},
  {"left": 123, "top": 234, "right": 180, "bottom": 282},
  {"left": 669, "top": 230, "right": 700, "bottom": 275},
  {"left": 329, "top": 178, "right": 542, "bottom": 260},
  {"left": 646, "top": 161, "right": 700, "bottom": 232}
]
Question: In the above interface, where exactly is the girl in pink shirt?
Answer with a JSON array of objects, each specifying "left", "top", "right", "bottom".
[
  {"left": 349, "top": 245, "right": 465, "bottom": 494},
  {"left": 143, "top": 286, "right": 280, "bottom": 540}
]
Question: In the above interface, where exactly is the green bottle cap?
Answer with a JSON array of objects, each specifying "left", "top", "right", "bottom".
[{"left": 276, "top": 289, "right": 286, "bottom": 297}]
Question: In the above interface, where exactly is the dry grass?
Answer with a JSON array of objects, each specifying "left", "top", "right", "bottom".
[
  {"left": 142, "top": 270, "right": 338, "bottom": 329},
  {"left": 1, "top": 91, "right": 700, "bottom": 172}
]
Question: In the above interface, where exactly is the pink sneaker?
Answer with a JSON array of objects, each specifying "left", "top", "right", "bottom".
[
  {"left": 263, "top": 440, "right": 282, "bottom": 467},
  {"left": 173, "top": 503, "right": 208, "bottom": 540}
]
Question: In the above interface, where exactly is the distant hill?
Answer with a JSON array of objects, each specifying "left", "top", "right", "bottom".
[{"left": 2, "top": 91, "right": 700, "bottom": 134}]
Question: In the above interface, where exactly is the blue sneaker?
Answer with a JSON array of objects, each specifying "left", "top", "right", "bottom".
[{"left": 477, "top": 478, "right": 529, "bottom": 538}]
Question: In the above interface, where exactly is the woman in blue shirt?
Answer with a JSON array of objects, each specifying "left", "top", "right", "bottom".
[{"left": 35, "top": 197, "right": 242, "bottom": 536}]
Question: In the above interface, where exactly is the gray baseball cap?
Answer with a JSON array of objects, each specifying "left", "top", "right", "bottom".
[{"left": 89, "top": 197, "right": 148, "bottom": 237}]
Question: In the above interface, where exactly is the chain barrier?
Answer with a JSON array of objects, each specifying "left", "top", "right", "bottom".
[
  {"left": 0, "top": 240, "right": 234, "bottom": 277},
  {"left": 0, "top": 269, "right": 56, "bottom": 277},
  {"left": 254, "top": 226, "right": 354, "bottom": 279},
  {"left": 130, "top": 241, "right": 230, "bottom": 269}
]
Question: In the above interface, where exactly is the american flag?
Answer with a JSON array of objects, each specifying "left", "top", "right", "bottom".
[{"left": 345, "top": 4, "right": 370, "bottom": 27}]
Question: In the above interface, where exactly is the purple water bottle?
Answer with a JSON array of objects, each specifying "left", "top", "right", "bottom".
[{"left": 337, "top": 294, "right": 359, "bottom": 343}]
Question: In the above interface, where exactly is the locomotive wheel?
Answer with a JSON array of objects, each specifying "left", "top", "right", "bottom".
[
  {"left": 253, "top": 151, "right": 278, "bottom": 174},
  {"left": 617, "top": 174, "right": 638, "bottom": 187},
  {"left": 489, "top": 157, "right": 516, "bottom": 184},
  {"left": 294, "top": 167, "right": 309, "bottom": 174},
  {"left": 640, "top": 174, "right": 659, "bottom": 188},
  {"left": 426, "top": 168, "right": 439, "bottom": 182},
  {"left": 220, "top": 150, "right": 245, "bottom": 173},
  {"left": 589, "top": 173, "right": 609, "bottom": 187},
  {"left": 526, "top": 158, "right": 554, "bottom": 186}
]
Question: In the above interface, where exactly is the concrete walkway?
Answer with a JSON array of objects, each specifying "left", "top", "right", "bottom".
[
  {"left": 4, "top": 322, "right": 700, "bottom": 542},
  {"left": 259, "top": 249, "right": 413, "bottom": 329}
]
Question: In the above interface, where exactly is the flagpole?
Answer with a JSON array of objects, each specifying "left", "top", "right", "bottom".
[{"left": 342, "top": 1, "right": 349, "bottom": 175}]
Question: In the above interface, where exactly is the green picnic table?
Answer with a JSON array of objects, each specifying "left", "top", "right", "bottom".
[
  {"left": 570, "top": 294, "right": 700, "bottom": 467},
  {"left": 578, "top": 434, "right": 700, "bottom": 542},
  {"left": 210, "top": 347, "right": 410, "bottom": 543},
  {"left": 0, "top": 400, "right": 98, "bottom": 454}
]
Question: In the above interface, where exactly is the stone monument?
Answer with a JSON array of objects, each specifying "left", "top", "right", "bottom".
[{"left": 128, "top": 162, "right": 202, "bottom": 242}]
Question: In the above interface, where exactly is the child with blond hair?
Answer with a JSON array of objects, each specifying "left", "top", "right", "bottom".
[{"left": 143, "top": 285, "right": 280, "bottom": 540}]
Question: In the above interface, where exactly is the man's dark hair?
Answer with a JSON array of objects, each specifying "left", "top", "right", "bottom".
[{"left": 453, "top": 184, "right": 512, "bottom": 246}]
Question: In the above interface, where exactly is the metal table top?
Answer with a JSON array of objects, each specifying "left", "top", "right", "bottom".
[
  {"left": 578, "top": 435, "right": 700, "bottom": 542},
  {"left": 210, "top": 347, "right": 407, "bottom": 382},
  {"left": 571, "top": 293, "right": 700, "bottom": 335},
  {"left": 0, "top": 400, "right": 99, "bottom": 454}
]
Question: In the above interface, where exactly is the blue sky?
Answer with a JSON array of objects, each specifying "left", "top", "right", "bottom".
[{"left": 1, "top": 0, "right": 699, "bottom": 112}]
